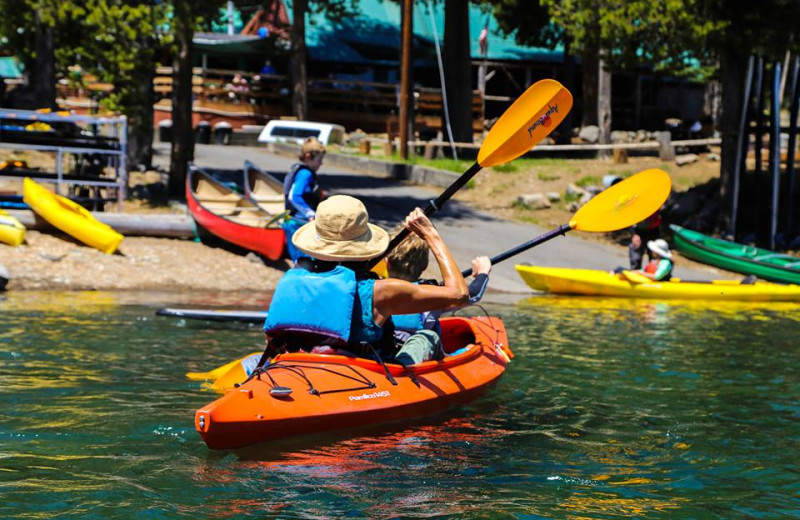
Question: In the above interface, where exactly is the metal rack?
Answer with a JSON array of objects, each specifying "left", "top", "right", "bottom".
[{"left": 0, "top": 109, "right": 127, "bottom": 210}]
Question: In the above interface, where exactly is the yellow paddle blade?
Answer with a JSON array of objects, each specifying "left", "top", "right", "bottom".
[
  {"left": 569, "top": 168, "right": 671, "bottom": 232},
  {"left": 186, "top": 356, "right": 245, "bottom": 381},
  {"left": 478, "top": 79, "right": 573, "bottom": 167},
  {"left": 370, "top": 258, "right": 388, "bottom": 278},
  {"left": 209, "top": 352, "right": 264, "bottom": 392}
]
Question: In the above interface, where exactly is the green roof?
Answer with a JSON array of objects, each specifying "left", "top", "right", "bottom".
[
  {"left": 285, "top": 0, "right": 562, "bottom": 65},
  {"left": 0, "top": 56, "right": 22, "bottom": 78}
]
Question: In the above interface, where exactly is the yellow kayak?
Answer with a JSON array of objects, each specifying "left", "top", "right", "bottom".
[
  {"left": 0, "top": 209, "right": 25, "bottom": 247},
  {"left": 22, "top": 178, "right": 123, "bottom": 254},
  {"left": 515, "top": 265, "right": 800, "bottom": 301}
]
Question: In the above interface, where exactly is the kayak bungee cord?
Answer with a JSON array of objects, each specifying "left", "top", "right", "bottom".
[{"left": 243, "top": 361, "right": 379, "bottom": 397}]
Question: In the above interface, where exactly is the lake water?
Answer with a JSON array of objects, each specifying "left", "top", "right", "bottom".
[{"left": 1, "top": 291, "right": 798, "bottom": 519}]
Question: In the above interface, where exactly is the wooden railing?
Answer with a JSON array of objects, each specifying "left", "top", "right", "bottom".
[{"left": 151, "top": 67, "right": 484, "bottom": 133}]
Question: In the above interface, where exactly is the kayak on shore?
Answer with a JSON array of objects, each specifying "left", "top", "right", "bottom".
[
  {"left": 194, "top": 316, "right": 513, "bottom": 450},
  {"left": 0, "top": 208, "right": 25, "bottom": 247},
  {"left": 186, "top": 167, "right": 285, "bottom": 260},
  {"left": 670, "top": 224, "right": 800, "bottom": 285},
  {"left": 22, "top": 177, "right": 123, "bottom": 254},
  {"left": 516, "top": 265, "right": 800, "bottom": 301}
]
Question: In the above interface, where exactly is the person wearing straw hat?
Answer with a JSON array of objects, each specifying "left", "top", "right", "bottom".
[
  {"left": 638, "top": 238, "right": 673, "bottom": 281},
  {"left": 263, "top": 195, "right": 469, "bottom": 365},
  {"left": 282, "top": 136, "right": 327, "bottom": 262}
]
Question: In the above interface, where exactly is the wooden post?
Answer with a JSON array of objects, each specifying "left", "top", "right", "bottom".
[
  {"left": 359, "top": 140, "right": 371, "bottom": 155},
  {"left": 384, "top": 140, "right": 396, "bottom": 157},
  {"left": 730, "top": 55, "right": 755, "bottom": 239},
  {"left": 398, "top": 0, "right": 412, "bottom": 160},
  {"left": 597, "top": 50, "right": 612, "bottom": 159},
  {"left": 656, "top": 131, "right": 675, "bottom": 160},
  {"left": 769, "top": 61, "right": 782, "bottom": 250},
  {"left": 613, "top": 148, "right": 628, "bottom": 164}
]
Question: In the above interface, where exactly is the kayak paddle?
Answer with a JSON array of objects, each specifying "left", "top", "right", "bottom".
[
  {"left": 369, "top": 78, "right": 573, "bottom": 268},
  {"left": 460, "top": 168, "right": 673, "bottom": 276}
]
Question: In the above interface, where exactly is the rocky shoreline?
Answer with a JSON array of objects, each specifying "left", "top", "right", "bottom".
[{"left": 0, "top": 230, "right": 286, "bottom": 292}]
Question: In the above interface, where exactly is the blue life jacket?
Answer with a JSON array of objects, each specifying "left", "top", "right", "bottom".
[
  {"left": 263, "top": 265, "right": 385, "bottom": 350},
  {"left": 283, "top": 163, "right": 321, "bottom": 217},
  {"left": 392, "top": 279, "right": 442, "bottom": 341}
]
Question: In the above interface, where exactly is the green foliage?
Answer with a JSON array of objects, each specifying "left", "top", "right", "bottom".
[
  {"left": 563, "top": 191, "right": 581, "bottom": 203},
  {"left": 0, "top": 0, "right": 87, "bottom": 77},
  {"left": 575, "top": 175, "right": 600, "bottom": 187},
  {"left": 76, "top": 1, "right": 170, "bottom": 112},
  {"left": 537, "top": 171, "right": 560, "bottom": 181},
  {"left": 492, "top": 163, "right": 518, "bottom": 173}
]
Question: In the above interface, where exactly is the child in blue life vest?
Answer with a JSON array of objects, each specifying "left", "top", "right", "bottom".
[
  {"left": 386, "top": 230, "right": 491, "bottom": 360},
  {"left": 263, "top": 195, "right": 469, "bottom": 366},
  {"left": 283, "top": 137, "right": 326, "bottom": 263}
]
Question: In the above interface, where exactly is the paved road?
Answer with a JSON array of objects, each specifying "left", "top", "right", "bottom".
[{"left": 155, "top": 143, "right": 730, "bottom": 297}]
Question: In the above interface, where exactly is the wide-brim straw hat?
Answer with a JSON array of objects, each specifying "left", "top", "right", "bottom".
[
  {"left": 647, "top": 238, "right": 672, "bottom": 259},
  {"left": 292, "top": 195, "right": 389, "bottom": 261}
]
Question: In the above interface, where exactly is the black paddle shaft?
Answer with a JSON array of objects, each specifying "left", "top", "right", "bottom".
[
  {"left": 368, "top": 161, "right": 482, "bottom": 268},
  {"left": 460, "top": 224, "right": 572, "bottom": 277}
]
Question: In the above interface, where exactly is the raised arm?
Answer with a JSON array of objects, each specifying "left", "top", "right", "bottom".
[{"left": 373, "top": 208, "right": 468, "bottom": 321}]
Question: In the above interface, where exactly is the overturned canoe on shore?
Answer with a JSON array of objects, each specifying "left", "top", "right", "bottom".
[
  {"left": 186, "top": 167, "right": 285, "bottom": 260},
  {"left": 22, "top": 177, "right": 123, "bottom": 254},
  {"left": 516, "top": 265, "right": 800, "bottom": 301},
  {"left": 195, "top": 316, "right": 513, "bottom": 450}
]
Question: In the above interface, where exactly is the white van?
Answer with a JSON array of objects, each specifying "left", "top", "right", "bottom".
[{"left": 257, "top": 120, "right": 345, "bottom": 146}]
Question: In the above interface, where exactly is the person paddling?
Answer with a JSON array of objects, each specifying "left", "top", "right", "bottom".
[
  {"left": 262, "top": 195, "right": 468, "bottom": 366},
  {"left": 637, "top": 238, "right": 673, "bottom": 281},
  {"left": 386, "top": 229, "right": 491, "bottom": 352}
]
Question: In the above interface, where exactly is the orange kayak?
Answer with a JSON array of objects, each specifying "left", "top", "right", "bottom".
[{"left": 195, "top": 316, "right": 513, "bottom": 450}]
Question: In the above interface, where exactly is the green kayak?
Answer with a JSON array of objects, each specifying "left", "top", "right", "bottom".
[{"left": 670, "top": 224, "right": 800, "bottom": 284}]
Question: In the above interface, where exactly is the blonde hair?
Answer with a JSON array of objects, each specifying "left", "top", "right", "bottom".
[
  {"left": 386, "top": 226, "right": 429, "bottom": 281},
  {"left": 300, "top": 136, "right": 326, "bottom": 161}
]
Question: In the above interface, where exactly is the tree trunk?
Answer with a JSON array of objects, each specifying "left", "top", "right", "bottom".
[
  {"left": 558, "top": 38, "right": 576, "bottom": 144},
  {"left": 444, "top": 0, "right": 473, "bottom": 143},
  {"left": 126, "top": 62, "right": 155, "bottom": 170},
  {"left": 290, "top": 0, "right": 308, "bottom": 120},
  {"left": 32, "top": 14, "right": 56, "bottom": 110},
  {"left": 718, "top": 46, "right": 750, "bottom": 233},
  {"left": 597, "top": 49, "right": 612, "bottom": 157},
  {"left": 168, "top": 1, "right": 195, "bottom": 199},
  {"left": 581, "top": 46, "right": 599, "bottom": 127}
]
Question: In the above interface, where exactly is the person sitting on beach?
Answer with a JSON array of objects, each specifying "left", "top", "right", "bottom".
[
  {"left": 636, "top": 238, "right": 673, "bottom": 281},
  {"left": 386, "top": 229, "right": 491, "bottom": 351},
  {"left": 282, "top": 137, "right": 326, "bottom": 263},
  {"left": 262, "top": 195, "right": 468, "bottom": 366}
]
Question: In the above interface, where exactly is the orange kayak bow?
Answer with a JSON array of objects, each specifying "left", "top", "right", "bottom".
[{"left": 195, "top": 316, "right": 513, "bottom": 450}]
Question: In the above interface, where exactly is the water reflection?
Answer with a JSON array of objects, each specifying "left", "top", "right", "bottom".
[{"left": 0, "top": 293, "right": 797, "bottom": 519}]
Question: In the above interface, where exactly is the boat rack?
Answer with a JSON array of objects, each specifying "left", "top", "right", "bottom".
[{"left": 0, "top": 109, "right": 127, "bottom": 210}]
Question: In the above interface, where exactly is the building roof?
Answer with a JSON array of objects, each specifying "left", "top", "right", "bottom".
[
  {"left": 193, "top": 32, "right": 271, "bottom": 56},
  {"left": 284, "top": 0, "right": 563, "bottom": 66},
  {"left": 0, "top": 56, "right": 22, "bottom": 79}
]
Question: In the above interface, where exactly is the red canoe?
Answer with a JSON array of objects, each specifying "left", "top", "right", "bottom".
[
  {"left": 195, "top": 315, "right": 514, "bottom": 450},
  {"left": 186, "top": 167, "right": 285, "bottom": 260}
]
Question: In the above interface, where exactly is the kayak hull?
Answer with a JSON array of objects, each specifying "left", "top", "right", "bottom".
[
  {"left": 186, "top": 168, "right": 284, "bottom": 260},
  {"left": 195, "top": 316, "right": 512, "bottom": 450},
  {"left": 516, "top": 265, "right": 800, "bottom": 301},
  {"left": 670, "top": 224, "right": 800, "bottom": 285},
  {"left": 22, "top": 178, "right": 123, "bottom": 254},
  {"left": 0, "top": 209, "right": 25, "bottom": 247}
]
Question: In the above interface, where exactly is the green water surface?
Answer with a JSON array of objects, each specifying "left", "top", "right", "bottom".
[{"left": 0, "top": 292, "right": 797, "bottom": 519}]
